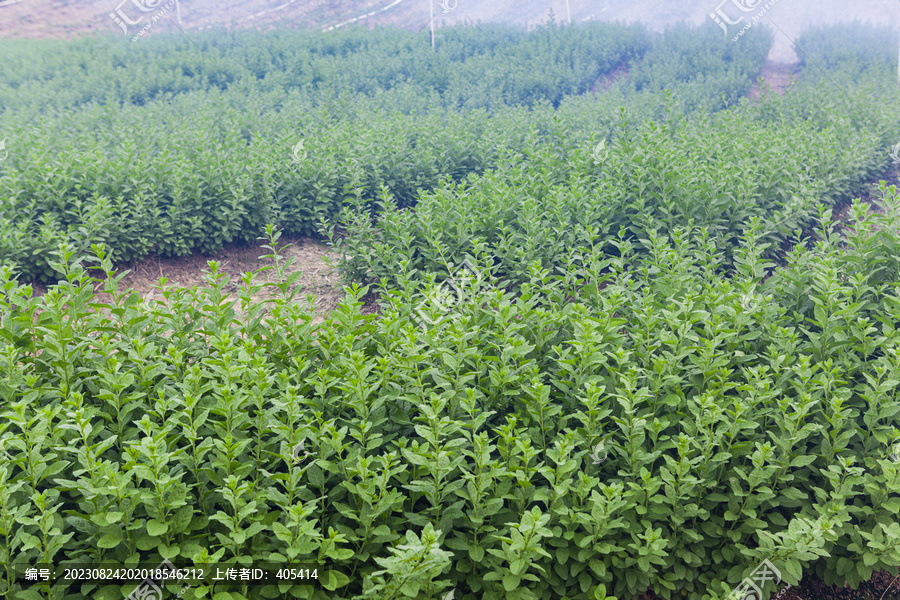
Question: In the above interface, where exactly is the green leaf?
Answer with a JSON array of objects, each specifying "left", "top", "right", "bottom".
[
  {"left": 836, "top": 557, "right": 854, "bottom": 575},
  {"left": 136, "top": 532, "right": 159, "bottom": 551},
  {"left": 94, "top": 585, "right": 126, "bottom": 600},
  {"left": 469, "top": 544, "right": 484, "bottom": 562},
  {"left": 97, "top": 532, "right": 123, "bottom": 549},
  {"left": 147, "top": 519, "right": 169, "bottom": 537},
  {"left": 321, "top": 570, "right": 350, "bottom": 591},
  {"left": 171, "top": 505, "right": 194, "bottom": 534},
  {"left": 325, "top": 548, "right": 354, "bottom": 561},
  {"left": 789, "top": 455, "right": 817, "bottom": 468},
  {"left": 503, "top": 573, "right": 521, "bottom": 591},
  {"left": 783, "top": 559, "right": 802, "bottom": 584}
]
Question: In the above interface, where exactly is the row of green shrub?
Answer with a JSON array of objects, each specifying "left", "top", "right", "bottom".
[
  {"left": 2, "top": 19, "right": 900, "bottom": 600},
  {"left": 3, "top": 191, "right": 900, "bottom": 600},
  {"left": 626, "top": 21, "right": 771, "bottom": 112},
  {"left": 0, "top": 21, "right": 772, "bottom": 282},
  {"left": 331, "top": 60, "right": 899, "bottom": 290},
  {"left": 0, "top": 21, "right": 650, "bottom": 115},
  {"left": 793, "top": 21, "right": 899, "bottom": 77},
  {"left": 0, "top": 19, "right": 770, "bottom": 116}
]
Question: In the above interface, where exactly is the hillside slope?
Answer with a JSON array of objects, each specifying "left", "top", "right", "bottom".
[{"left": 1, "top": 0, "right": 897, "bottom": 65}]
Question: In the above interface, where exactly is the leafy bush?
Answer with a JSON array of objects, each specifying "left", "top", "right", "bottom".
[
  {"left": 4, "top": 20, "right": 900, "bottom": 600},
  {"left": 793, "top": 21, "right": 898, "bottom": 76},
  {"left": 331, "top": 66, "right": 898, "bottom": 290},
  {"left": 4, "top": 189, "right": 900, "bottom": 599},
  {"left": 627, "top": 21, "right": 772, "bottom": 112},
  {"left": 0, "top": 23, "right": 646, "bottom": 115},
  {"left": 0, "top": 21, "right": 769, "bottom": 282}
]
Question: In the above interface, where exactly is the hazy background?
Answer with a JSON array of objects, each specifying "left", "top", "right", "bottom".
[{"left": 1, "top": 0, "right": 899, "bottom": 63}]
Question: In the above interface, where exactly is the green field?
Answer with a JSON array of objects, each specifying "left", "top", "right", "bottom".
[{"left": 1, "top": 19, "right": 900, "bottom": 600}]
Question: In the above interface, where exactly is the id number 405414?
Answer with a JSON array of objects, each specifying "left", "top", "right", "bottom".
[{"left": 276, "top": 569, "right": 318, "bottom": 580}]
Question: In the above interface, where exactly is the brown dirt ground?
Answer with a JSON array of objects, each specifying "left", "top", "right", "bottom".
[
  {"left": 590, "top": 60, "right": 629, "bottom": 93},
  {"left": 833, "top": 161, "right": 900, "bottom": 226},
  {"left": 748, "top": 60, "right": 802, "bottom": 102},
  {"left": 27, "top": 236, "right": 380, "bottom": 322},
  {"left": 786, "top": 569, "right": 900, "bottom": 600},
  {"left": 777, "top": 160, "right": 900, "bottom": 267}
]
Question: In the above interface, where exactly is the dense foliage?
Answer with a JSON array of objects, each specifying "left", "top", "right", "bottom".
[
  {"left": 332, "top": 68, "right": 899, "bottom": 289},
  {"left": 0, "top": 22, "right": 650, "bottom": 113},
  {"left": 626, "top": 21, "right": 770, "bottom": 112},
  {"left": 1, "top": 18, "right": 900, "bottom": 600},
  {"left": 792, "top": 21, "right": 898, "bottom": 76},
  {"left": 0, "top": 21, "right": 770, "bottom": 282},
  {"left": 4, "top": 197, "right": 900, "bottom": 600}
]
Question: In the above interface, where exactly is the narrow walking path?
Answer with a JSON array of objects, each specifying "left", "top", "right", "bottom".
[
  {"left": 27, "top": 236, "right": 367, "bottom": 322},
  {"left": 748, "top": 60, "right": 803, "bottom": 101}
]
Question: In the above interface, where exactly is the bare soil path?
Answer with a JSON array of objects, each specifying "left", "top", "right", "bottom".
[
  {"left": 590, "top": 60, "right": 629, "bottom": 93},
  {"left": 28, "top": 236, "right": 370, "bottom": 321},
  {"left": 748, "top": 60, "right": 802, "bottom": 101}
]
